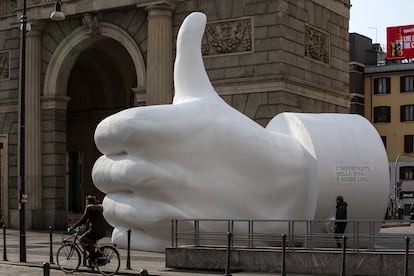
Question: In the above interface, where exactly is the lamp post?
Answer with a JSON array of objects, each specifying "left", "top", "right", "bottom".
[
  {"left": 18, "top": 0, "right": 65, "bottom": 263},
  {"left": 368, "top": 27, "right": 378, "bottom": 43},
  {"left": 18, "top": 0, "right": 28, "bottom": 263}
]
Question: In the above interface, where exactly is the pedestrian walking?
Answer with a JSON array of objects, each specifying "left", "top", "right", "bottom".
[{"left": 334, "top": 195, "right": 347, "bottom": 248}]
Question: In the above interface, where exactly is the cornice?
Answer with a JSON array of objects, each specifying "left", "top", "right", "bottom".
[
  {"left": 0, "top": 0, "right": 178, "bottom": 31},
  {"left": 136, "top": 0, "right": 178, "bottom": 9},
  {"left": 312, "top": 0, "right": 350, "bottom": 19}
]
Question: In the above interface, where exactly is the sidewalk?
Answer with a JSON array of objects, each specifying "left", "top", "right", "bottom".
[
  {"left": 0, "top": 228, "right": 317, "bottom": 276},
  {"left": 0, "top": 228, "right": 175, "bottom": 275},
  {"left": 3, "top": 222, "right": 413, "bottom": 275}
]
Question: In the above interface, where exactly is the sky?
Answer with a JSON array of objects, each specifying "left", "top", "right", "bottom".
[{"left": 349, "top": 0, "right": 413, "bottom": 51}]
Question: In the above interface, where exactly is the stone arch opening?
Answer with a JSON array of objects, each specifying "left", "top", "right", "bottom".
[
  {"left": 43, "top": 22, "right": 146, "bottom": 214},
  {"left": 44, "top": 22, "right": 146, "bottom": 96},
  {"left": 67, "top": 37, "right": 137, "bottom": 213}
]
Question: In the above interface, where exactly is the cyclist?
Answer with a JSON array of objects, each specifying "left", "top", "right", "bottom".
[{"left": 70, "top": 195, "right": 107, "bottom": 263}]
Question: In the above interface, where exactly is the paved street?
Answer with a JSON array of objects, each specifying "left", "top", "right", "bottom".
[
  {"left": 0, "top": 263, "right": 98, "bottom": 275},
  {"left": 0, "top": 223, "right": 413, "bottom": 275},
  {"left": 0, "top": 227, "right": 318, "bottom": 275},
  {"left": 0, "top": 228, "right": 170, "bottom": 275}
]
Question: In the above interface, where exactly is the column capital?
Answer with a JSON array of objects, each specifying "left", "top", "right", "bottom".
[
  {"left": 41, "top": 95, "right": 70, "bottom": 110},
  {"left": 136, "top": 0, "right": 177, "bottom": 11},
  {"left": 132, "top": 86, "right": 147, "bottom": 106},
  {"left": 26, "top": 22, "right": 46, "bottom": 37}
]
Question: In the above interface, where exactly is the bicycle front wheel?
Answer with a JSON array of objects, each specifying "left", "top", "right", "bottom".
[
  {"left": 96, "top": 245, "right": 121, "bottom": 276},
  {"left": 56, "top": 244, "right": 81, "bottom": 273}
]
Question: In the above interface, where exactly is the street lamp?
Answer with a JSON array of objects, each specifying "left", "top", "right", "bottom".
[
  {"left": 18, "top": 0, "right": 28, "bottom": 263},
  {"left": 50, "top": 0, "right": 65, "bottom": 21},
  {"left": 368, "top": 26, "right": 378, "bottom": 43},
  {"left": 18, "top": 0, "right": 65, "bottom": 263}
]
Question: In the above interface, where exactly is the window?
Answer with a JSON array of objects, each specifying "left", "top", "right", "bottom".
[
  {"left": 405, "top": 135, "right": 414, "bottom": 153},
  {"left": 401, "top": 76, "right": 414, "bottom": 92},
  {"left": 349, "top": 63, "right": 364, "bottom": 73},
  {"left": 374, "top": 77, "right": 390, "bottom": 94},
  {"left": 401, "top": 105, "right": 414, "bottom": 122},
  {"left": 350, "top": 96, "right": 364, "bottom": 115},
  {"left": 373, "top": 106, "right": 390, "bottom": 123},
  {"left": 400, "top": 166, "right": 414, "bottom": 180},
  {"left": 350, "top": 73, "right": 364, "bottom": 94}
]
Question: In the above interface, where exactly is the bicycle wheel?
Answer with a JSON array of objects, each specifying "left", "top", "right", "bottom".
[
  {"left": 96, "top": 245, "right": 121, "bottom": 276},
  {"left": 56, "top": 244, "right": 81, "bottom": 273}
]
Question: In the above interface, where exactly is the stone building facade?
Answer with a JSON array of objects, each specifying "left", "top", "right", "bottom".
[{"left": 0, "top": 0, "right": 350, "bottom": 230}]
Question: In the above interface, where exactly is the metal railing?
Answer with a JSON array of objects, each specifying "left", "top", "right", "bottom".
[{"left": 171, "top": 218, "right": 414, "bottom": 252}]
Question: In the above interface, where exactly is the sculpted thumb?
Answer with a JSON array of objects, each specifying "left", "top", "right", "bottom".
[{"left": 173, "top": 12, "right": 222, "bottom": 104}]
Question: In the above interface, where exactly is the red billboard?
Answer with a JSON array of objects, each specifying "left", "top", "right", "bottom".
[{"left": 387, "top": 24, "right": 414, "bottom": 60}]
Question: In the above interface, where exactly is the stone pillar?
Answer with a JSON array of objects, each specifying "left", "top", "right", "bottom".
[
  {"left": 144, "top": 4, "right": 175, "bottom": 105},
  {"left": 39, "top": 95, "right": 70, "bottom": 230},
  {"left": 25, "top": 27, "right": 42, "bottom": 212}
]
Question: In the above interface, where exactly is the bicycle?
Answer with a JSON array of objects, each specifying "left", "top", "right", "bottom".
[{"left": 56, "top": 226, "right": 121, "bottom": 276}]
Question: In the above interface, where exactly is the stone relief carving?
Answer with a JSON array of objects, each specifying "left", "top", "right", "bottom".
[
  {"left": 0, "top": 51, "right": 9, "bottom": 80},
  {"left": 202, "top": 17, "right": 252, "bottom": 56},
  {"left": 3, "top": 0, "right": 41, "bottom": 15},
  {"left": 8, "top": 0, "right": 17, "bottom": 14},
  {"left": 305, "top": 24, "right": 330, "bottom": 64},
  {"left": 82, "top": 13, "right": 101, "bottom": 34}
]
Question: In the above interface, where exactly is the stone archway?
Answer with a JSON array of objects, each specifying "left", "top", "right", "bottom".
[
  {"left": 66, "top": 36, "right": 139, "bottom": 213},
  {"left": 44, "top": 22, "right": 146, "bottom": 97},
  {"left": 42, "top": 22, "right": 146, "bottom": 223}
]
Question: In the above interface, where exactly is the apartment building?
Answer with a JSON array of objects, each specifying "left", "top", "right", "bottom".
[{"left": 350, "top": 32, "right": 414, "bottom": 216}]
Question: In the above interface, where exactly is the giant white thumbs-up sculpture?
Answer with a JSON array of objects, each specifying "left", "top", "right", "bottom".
[{"left": 92, "top": 12, "right": 389, "bottom": 252}]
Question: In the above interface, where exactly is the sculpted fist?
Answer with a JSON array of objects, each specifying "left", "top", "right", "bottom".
[{"left": 92, "top": 12, "right": 389, "bottom": 252}]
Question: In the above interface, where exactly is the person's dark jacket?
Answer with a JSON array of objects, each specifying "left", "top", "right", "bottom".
[
  {"left": 335, "top": 201, "right": 348, "bottom": 233},
  {"left": 335, "top": 201, "right": 348, "bottom": 221},
  {"left": 73, "top": 203, "right": 106, "bottom": 240}
]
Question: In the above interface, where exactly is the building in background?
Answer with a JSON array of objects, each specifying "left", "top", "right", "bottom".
[
  {"left": 365, "top": 61, "right": 414, "bottom": 217},
  {"left": 0, "top": 0, "right": 351, "bottom": 230},
  {"left": 349, "top": 33, "right": 379, "bottom": 115},
  {"left": 350, "top": 27, "right": 414, "bottom": 217}
]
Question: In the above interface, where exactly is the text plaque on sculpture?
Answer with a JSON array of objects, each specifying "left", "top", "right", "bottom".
[{"left": 335, "top": 165, "right": 370, "bottom": 183}]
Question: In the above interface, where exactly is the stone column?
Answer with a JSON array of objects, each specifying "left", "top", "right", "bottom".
[
  {"left": 39, "top": 95, "right": 70, "bottom": 230},
  {"left": 144, "top": 4, "right": 175, "bottom": 105},
  {"left": 25, "top": 27, "right": 42, "bottom": 212}
]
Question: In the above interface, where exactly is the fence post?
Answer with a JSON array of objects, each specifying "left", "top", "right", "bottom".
[
  {"left": 174, "top": 219, "right": 178, "bottom": 247},
  {"left": 126, "top": 229, "right": 132, "bottom": 270},
  {"left": 2, "top": 224, "right": 6, "bottom": 261},
  {"left": 404, "top": 236, "right": 410, "bottom": 276},
  {"left": 248, "top": 220, "right": 253, "bottom": 248},
  {"left": 340, "top": 235, "right": 347, "bottom": 276},
  {"left": 43, "top": 262, "right": 50, "bottom": 276},
  {"left": 281, "top": 233, "right": 286, "bottom": 276},
  {"left": 224, "top": 232, "right": 232, "bottom": 276},
  {"left": 194, "top": 220, "right": 199, "bottom": 246},
  {"left": 48, "top": 225, "right": 54, "bottom": 264},
  {"left": 140, "top": 268, "right": 149, "bottom": 276},
  {"left": 171, "top": 220, "right": 175, "bottom": 247}
]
